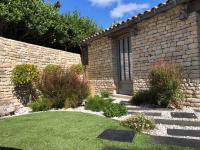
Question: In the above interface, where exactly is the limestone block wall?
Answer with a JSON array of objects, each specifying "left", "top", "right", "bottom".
[
  {"left": 0, "top": 37, "right": 81, "bottom": 108},
  {"left": 131, "top": 5, "right": 200, "bottom": 105},
  {"left": 86, "top": 37, "right": 116, "bottom": 94}
]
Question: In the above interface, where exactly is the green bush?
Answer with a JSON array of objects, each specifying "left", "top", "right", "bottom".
[
  {"left": 85, "top": 95, "right": 111, "bottom": 112},
  {"left": 121, "top": 114, "right": 155, "bottom": 132},
  {"left": 103, "top": 103, "right": 127, "bottom": 118},
  {"left": 11, "top": 64, "right": 38, "bottom": 85},
  {"left": 131, "top": 90, "right": 156, "bottom": 105},
  {"left": 70, "top": 64, "right": 84, "bottom": 75},
  {"left": 11, "top": 64, "right": 39, "bottom": 105},
  {"left": 100, "top": 90, "right": 111, "bottom": 98},
  {"left": 29, "top": 97, "right": 52, "bottom": 112},
  {"left": 149, "top": 62, "right": 183, "bottom": 107},
  {"left": 44, "top": 64, "right": 62, "bottom": 73}
]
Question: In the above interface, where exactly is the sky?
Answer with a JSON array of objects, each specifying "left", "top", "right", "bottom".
[{"left": 46, "top": 0, "right": 166, "bottom": 29}]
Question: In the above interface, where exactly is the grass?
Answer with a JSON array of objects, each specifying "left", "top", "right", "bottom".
[{"left": 0, "top": 112, "right": 197, "bottom": 150}]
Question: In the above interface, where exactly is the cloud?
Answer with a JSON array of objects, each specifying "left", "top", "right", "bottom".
[
  {"left": 88, "top": 0, "right": 121, "bottom": 7},
  {"left": 110, "top": 3, "right": 149, "bottom": 18}
]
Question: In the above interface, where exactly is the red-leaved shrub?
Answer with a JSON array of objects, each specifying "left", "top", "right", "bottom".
[{"left": 36, "top": 65, "right": 90, "bottom": 108}]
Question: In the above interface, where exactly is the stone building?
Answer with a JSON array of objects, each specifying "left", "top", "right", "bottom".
[{"left": 82, "top": 0, "right": 200, "bottom": 107}]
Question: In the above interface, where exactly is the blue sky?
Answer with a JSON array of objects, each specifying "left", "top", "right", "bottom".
[{"left": 46, "top": 0, "right": 165, "bottom": 28}]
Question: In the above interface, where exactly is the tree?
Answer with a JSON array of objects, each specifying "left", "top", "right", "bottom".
[{"left": 0, "top": 0, "right": 100, "bottom": 53}]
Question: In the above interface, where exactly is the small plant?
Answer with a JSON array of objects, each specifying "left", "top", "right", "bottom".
[
  {"left": 121, "top": 114, "right": 155, "bottom": 132},
  {"left": 11, "top": 64, "right": 39, "bottom": 105},
  {"left": 103, "top": 103, "right": 127, "bottom": 118},
  {"left": 131, "top": 90, "right": 156, "bottom": 105},
  {"left": 100, "top": 90, "right": 111, "bottom": 98},
  {"left": 85, "top": 95, "right": 111, "bottom": 112},
  {"left": 29, "top": 97, "right": 52, "bottom": 112},
  {"left": 70, "top": 64, "right": 84, "bottom": 75}
]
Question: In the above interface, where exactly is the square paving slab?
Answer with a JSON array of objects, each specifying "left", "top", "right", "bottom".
[
  {"left": 98, "top": 129, "right": 135, "bottom": 143},
  {"left": 171, "top": 112, "right": 197, "bottom": 119},
  {"left": 0, "top": 147, "right": 21, "bottom": 150},
  {"left": 103, "top": 147, "right": 127, "bottom": 150},
  {"left": 128, "top": 112, "right": 161, "bottom": 117},
  {"left": 195, "top": 109, "right": 200, "bottom": 113},
  {"left": 167, "top": 129, "right": 200, "bottom": 137},
  {"left": 155, "top": 119, "right": 200, "bottom": 126},
  {"left": 151, "top": 136, "right": 200, "bottom": 148}
]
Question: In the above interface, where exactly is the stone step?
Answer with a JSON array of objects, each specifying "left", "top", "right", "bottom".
[
  {"left": 151, "top": 135, "right": 200, "bottom": 149},
  {"left": 127, "top": 106, "right": 170, "bottom": 111},
  {"left": 167, "top": 129, "right": 200, "bottom": 138},
  {"left": 171, "top": 112, "right": 197, "bottom": 119},
  {"left": 195, "top": 109, "right": 200, "bottom": 113},
  {"left": 128, "top": 112, "right": 162, "bottom": 117},
  {"left": 155, "top": 119, "right": 200, "bottom": 127},
  {"left": 112, "top": 94, "right": 132, "bottom": 100}
]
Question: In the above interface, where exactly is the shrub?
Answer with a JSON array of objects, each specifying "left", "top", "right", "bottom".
[
  {"left": 103, "top": 103, "right": 127, "bottom": 118},
  {"left": 100, "top": 90, "right": 111, "bottom": 98},
  {"left": 64, "top": 94, "right": 81, "bottom": 109},
  {"left": 121, "top": 114, "right": 155, "bottom": 132},
  {"left": 149, "top": 62, "right": 183, "bottom": 107},
  {"left": 11, "top": 64, "right": 39, "bottom": 105},
  {"left": 11, "top": 64, "right": 39, "bottom": 85},
  {"left": 85, "top": 95, "right": 111, "bottom": 112},
  {"left": 70, "top": 64, "right": 84, "bottom": 75},
  {"left": 29, "top": 97, "right": 52, "bottom": 112},
  {"left": 36, "top": 65, "right": 90, "bottom": 108},
  {"left": 44, "top": 64, "right": 62, "bottom": 73},
  {"left": 131, "top": 90, "right": 156, "bottom": 105}
]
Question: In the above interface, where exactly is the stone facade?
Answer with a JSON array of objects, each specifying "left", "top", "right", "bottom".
[
  {"left": 86, "top": 37, "right": 116, "bottom": 94},
  {"left": 86, "top": 3, "right": 200, "bottom": 106},
  {"left": 131, "top": 5, "right": 200, "bottom": 106},
  {"left": 0, "top": 37, "right": 81, "bottom": 110}
]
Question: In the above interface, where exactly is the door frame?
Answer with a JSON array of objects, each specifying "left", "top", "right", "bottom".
[{"left": 115, "top": 33, "right": 133, "bottom": 95}]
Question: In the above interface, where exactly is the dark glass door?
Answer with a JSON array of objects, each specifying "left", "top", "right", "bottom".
[{"left": 117, "top": 36, "right": 133, "bottom": 95}]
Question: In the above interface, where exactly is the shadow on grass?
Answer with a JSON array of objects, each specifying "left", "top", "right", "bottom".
[{"left": 0, "top": 147, "right": 22, "bottom": 150}]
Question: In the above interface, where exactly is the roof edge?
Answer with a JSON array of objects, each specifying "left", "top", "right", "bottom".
[{"left": 82, "top": 0, "right": 191, "bottom": 45}]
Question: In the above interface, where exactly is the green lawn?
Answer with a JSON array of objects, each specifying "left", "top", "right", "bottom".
[{"left": 0, "top": 112, "right": 197, "bottom": 150}]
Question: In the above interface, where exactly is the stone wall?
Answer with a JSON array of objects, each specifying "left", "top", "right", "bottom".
[
  {"left": 86, "top": 37, "right": 116, "bottom": 94},
  {"left": 131, "top": 5, "right": 200, "bottom": 106},
  {"left": 0, "top": 37, "right": 81, "bottom": 109}
]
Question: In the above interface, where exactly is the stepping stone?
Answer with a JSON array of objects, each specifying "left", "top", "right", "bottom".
[
  {"left": 194, "top": 109, "right": 200, "bottom": 113},
  {"left": 128, "top": 112, "right": 161, "bottom": 117},
  {"left": 120, "top": 101, "right": 130, "bottom": 105},
  {"left": 151, "top": 135, "right": 200, "bottom": 148},
  {"left": 103, "top": 147, "right": 127, "bottom": 150},
  {"left": 0, "top": 147, "right": 21, "bottom": 150},
  {"left": 155, "top": 119, "right": 200, "bottom": 126},
  {"left": 98, "top": 129, "right": 135, "bottom": 143},
  {"left": 171, "top": 112, "right": 197, "bottom": 119},
  {"left": 167, "top": 129, "right": 200, "bottom": 138},
  {"left": 127, "top": 107, "right": 169, "bottom": 111}
]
